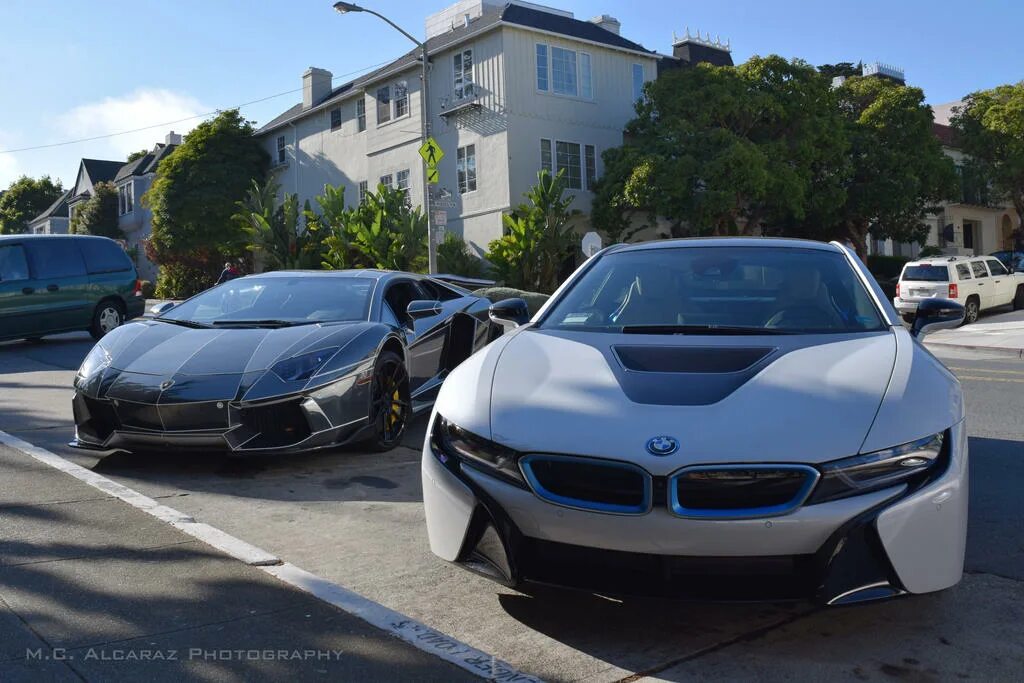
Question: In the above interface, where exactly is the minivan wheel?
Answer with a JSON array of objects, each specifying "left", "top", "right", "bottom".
[
  {"left": 90, "top": 301, "right": 124, "bottom": 340},
  {"left": 1014, "top": 285, "right": 1024, "bottom": 311},
  {"left": 962, "top": 297, "right": 980, "bottom": 326}
]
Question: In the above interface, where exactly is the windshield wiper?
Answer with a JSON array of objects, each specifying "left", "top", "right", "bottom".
[
  {"left": 210, "top": 319, "right": 315, "bottom": 328},
  {"left": 156, "top": 318, "right": 211, "bottom": 329},
  {"left": 621, "top": 324, "right": 795, "bottom": 335}
]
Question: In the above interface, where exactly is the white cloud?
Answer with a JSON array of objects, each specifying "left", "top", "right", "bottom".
[
  {"left": 0, "top": 130, "right": 22, "bottom": 187},
  {"left": 56, "top": 88, "right": 209, "bottom": 160}
]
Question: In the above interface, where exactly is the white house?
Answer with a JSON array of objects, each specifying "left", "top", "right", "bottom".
[
  {"left": 255, "top": 0, "right": 690, "bottom": 253},
  {"left": 27, "top": 190, "right": 71, "bottom": 235}
]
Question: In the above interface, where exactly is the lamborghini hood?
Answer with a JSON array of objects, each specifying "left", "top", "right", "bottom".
[{"left": 487, "top": 328, "right": 899, "bottom": 470}]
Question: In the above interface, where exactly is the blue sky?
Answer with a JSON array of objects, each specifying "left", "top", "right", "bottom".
[{"left": 1, "top": 0, "right": 1021, "bottom": 189}]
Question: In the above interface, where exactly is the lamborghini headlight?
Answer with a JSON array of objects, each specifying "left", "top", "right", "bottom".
[
  {"left": 808, "top": 433, "right": 946, "bottom": 504},
  {"left": 431, "top": 415, "right": 525, "bottom": 487},
  {"left": 78, "top": 345, "right": 112, "bottom": 379},
  {"left": 271, "top": 347, "right": 339, "bottom": 382}
]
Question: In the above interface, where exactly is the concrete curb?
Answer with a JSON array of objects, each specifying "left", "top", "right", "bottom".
[{"left": 924, "top": 340, "right": 1024, "bottom": 359}]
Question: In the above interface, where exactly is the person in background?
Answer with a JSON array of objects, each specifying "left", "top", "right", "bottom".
[{"left": 216, "top": 261, "right": 241, "bottom": 285}]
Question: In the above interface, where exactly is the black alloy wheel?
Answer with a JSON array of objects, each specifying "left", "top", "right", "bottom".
[{"left": 366, "top": 351, "right": 411, "bottom": 452}]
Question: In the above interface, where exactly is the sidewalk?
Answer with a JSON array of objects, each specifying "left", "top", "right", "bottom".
[
  {"left": 924, "top": 309, "right": 1024, "bottom": 357},
  {"left": 0, "top": 444, "right": 476, "bottom": 682}
]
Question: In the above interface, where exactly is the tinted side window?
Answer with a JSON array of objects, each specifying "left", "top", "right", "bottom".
[
  {"left": 26, "top": 240, "right": 87, "bottom": 279},
  {"left": 986, "top": 259, "right": 1008, "bottom": 276},
  {"left": 80, "top": 239, "right": 132, "bottom": 274},
  {"left": 955, "top": 263, "right": 972, "bottom": 279},
  {"left": 0, "top": 245, "right": 30, "bottom": 282},
  {"left": 420, "top": 279, "right": 462, "bottom": 302},
  {"left": 970, "top": 261, "right": 989, "bottom": 278}
]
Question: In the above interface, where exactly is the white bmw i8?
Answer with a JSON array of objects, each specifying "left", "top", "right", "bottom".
[{"left": 422, "top": 238, "right": 967, "bottom": 605}]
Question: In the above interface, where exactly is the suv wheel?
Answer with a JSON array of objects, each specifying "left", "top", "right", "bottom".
[
  {"left": 1014, "top": 285, "right": 1024, "bottom": 311},
  {"left": 962, "top": 296, "right": 980, "bottom": 326},
  {"left": 90, "top": 301, "right": 124, "bottom": 340}
]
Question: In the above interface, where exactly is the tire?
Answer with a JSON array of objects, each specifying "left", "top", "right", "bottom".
[
  {"left": 961, "top": 296, "right": 980, "bottom": 326},
  {"left": 90, "top": 300, "right": 124, "bottom": 340},
  {"left": 364, "top": 350, "right": 411, "bottom": 452},
  {"left": 1014, "top": 286, "right": 1024, "bottom": 312}
]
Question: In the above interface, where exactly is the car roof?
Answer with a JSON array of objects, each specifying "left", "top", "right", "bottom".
[
  {"left": 905, "top": 256, "right": 987, "bottom": 266},
  {"left": 0, "top": 234, "right": 118, "bottom": 242},
  {"left": 605, "top": 237, "right": 845, "bottom": 254},
  {"left": 240, "top": 269, "right": 420, "bottom": 283}
]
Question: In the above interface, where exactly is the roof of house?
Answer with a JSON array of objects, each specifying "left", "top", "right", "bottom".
[
  {"left": 29, "top": 190, "right": 71, "bottom": 224},
  {"left": 257, "top": 2, "right": 653, "bottom": 135},
  {"left": 933, "top": 123, "right": 958, "bottom": 148},
  {"left": 113, "top": 143, "right": 178, "bottom": 182},
  {"left": 81, "top": 159, "right": 125, "bottom": 186}
]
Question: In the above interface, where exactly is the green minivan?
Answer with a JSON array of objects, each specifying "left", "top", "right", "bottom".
[{"left": 0, "top": 235, "right": 146, "bottom": 342}]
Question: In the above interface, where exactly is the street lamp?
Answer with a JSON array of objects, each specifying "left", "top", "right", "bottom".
[{"left": 333, "top": 2, "right": 438, "bottom": 274}]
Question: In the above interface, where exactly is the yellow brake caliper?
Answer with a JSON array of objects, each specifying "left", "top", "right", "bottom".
[{"left": 389, "top": 389, "right": 401, "bottom": 427}]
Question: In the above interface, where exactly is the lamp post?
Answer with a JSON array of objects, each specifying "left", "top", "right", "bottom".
[{"left": 333, "top": 2, "right": 437, "bottom": 274}]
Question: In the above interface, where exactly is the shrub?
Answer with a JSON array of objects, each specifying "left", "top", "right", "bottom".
[
  {"left": 474, "top": 287, "right": 550, "bottom": 316},
  {"left": 320, "top": 184, "right": 427, "bottom": 272},
  {"left": 139, "top": 280, "right": 156, "bottom": 299},
  {"left": 866, "top": 254, "right": 911, "bottom": 280},
  {"left": 437, "top": 232, "right": 485, "bottom": 278},
  {"left": 918, "top": 245, "right": 944, "bottom": 258},
  {"left": 154, "top": 261, "right": 217, "bottom": 299}
]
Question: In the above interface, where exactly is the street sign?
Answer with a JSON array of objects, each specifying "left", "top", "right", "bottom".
[
  {"left": 432, "top": 210, "right": 448, "bottom": 228},
  {"left": 582, "top": 231, "right": 603, "bottom": 258},
  {"left": 419, "top": 137, "right": 445, "bottom": 166},
  {"left": 426, "top": 166, "right": 440, "bottom": 184}
]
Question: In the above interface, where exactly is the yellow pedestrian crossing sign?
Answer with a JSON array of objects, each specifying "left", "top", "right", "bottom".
[
  {"left": 419, "top": 137, "right": 444, "bottom": 166},
  {"left": 426, "top": 166, "right": 440, "bottom": 184}
]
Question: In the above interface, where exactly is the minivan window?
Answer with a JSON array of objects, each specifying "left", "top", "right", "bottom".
[
  {"left": 26, "top": 240, "right": 87, "bottom": 280},
  {"left": 0, "top": 244, "right": 30, "bottom": 282},
  {"left": 986, "top": 259, "right": 1009, "bottom": 277},
  {"left": 955, "top": 263, "right": 972, "bottom": 280},
  {"left": 970, "top": 261, "right": 989, "bottom": 278},
  {"left": 80, "top": 239, "right": 132, "bottom": 274},
  {"left": 902, "top": 264, "right": 949, "bottom": 282}
]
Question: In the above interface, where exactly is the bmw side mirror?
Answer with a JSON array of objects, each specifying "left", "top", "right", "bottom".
[
  {"left": 911, "top": 298, "right": 964, "bottom": 338},
  {"left": 407, "top": 300, "right": 442, "bottom": 320},
  {"left": 489, "top": 298, "right": 530, "bottom": 329},
  {"left": 149, "top": 302, "right": 175, "bottom": 316}
]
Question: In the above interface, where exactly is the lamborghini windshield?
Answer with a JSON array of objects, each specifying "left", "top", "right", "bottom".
[
  {"left": 539, "top": 247, "right": 886, "bottom": 334},
  {"left": 160, "top": 276, "right": 374, "bottom": 327}
]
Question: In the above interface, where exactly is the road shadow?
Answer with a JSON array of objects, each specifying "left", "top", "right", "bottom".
[{"left": 965, "top": 435, "right": 1024, "bottom": 581}]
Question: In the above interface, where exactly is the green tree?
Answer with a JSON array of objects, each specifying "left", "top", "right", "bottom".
[
  {"left": 951, "top": 82, "right": 1024, "bottom": 247},
  {"left": 319, "top": 184, "right": 427, "bottom": 272},
  {"left": 69, "top": 181, "right": 122, "bottom": 238},
  {"left": 832, "top": 76, "right": 958, "bottom": 257},
  {"left": 437, "top": 231, "right": 485, "bottom": 278},
  {"left": 0, "top": 175, "right": 64, "bottom": 234},
  {"left": 126, "top": 149, "right": 149, "bottom": 163},
  {"left": 592, "top": 56, "right": 847, "bottom": 242},
  {"left": 234, "top": 178, "right": 323, "bottom": 270},
  {"left": 486, "top": 169, "right": 577, "bottom": 293},
  {"left": 817, "top": 61, "right": 862, "bottom": 80},
  {"left": 143, "top": 110, "right": 268, "bottom": 297}
]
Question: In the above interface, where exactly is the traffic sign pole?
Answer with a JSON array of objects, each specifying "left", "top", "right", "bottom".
[{"left": 420, "top": 48, "right": 437, "bottom": 274}]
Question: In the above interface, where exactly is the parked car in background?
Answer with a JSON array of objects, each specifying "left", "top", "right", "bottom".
[
  {"left": 894, "top": 255, "right": 1024, "bottom": 324},
  {"left": 0, "top": 235, "right": 144, "bottom": 343},
  {"left": 424, "top": 238, "right": 968, "bottom": 605},
  {"left": 989, "top": 250, "right": 1024, "bottom": 273}
]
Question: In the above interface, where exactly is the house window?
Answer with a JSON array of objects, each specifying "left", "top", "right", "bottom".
[
  {"left": 579, "top": 53, "right": 592, "bottom": 98},
  {"left": 394, "top": 81, "right": 409, "bottom": 118},
  {"left": 379, "top": 174, "right": 393, "bottom": 189},
  {"left": 454, "top": 49, "right": 474, "bottom": 99},
  {"left": 396, "top": 169, "right": 410, "bottom": 194},
  {"left": 540, "top": 138, "right": 552, "bottom": 173},
  {"left": 536, "top": 44, "right": 548, "bottom": 91},
  {"left": 556, "top": 141, "right": 582, "bottom": 189},
  {"left": 457, "top": 144, "right": 477, "bottom": 194},
  {"left": 276, "top": 135, "right": 286, "bottom": 164},
  {"left": 632, "top": 63, "right": 645, "bottom": 102},
  {"left": 358, "top": 180, "right": 368, "bottom": 204},
  {"left": 330, "top": 107, "right": 342, "bottom": 131},
  {"left": 585, "top": 144, "right": 597, "bottom": 190},
  {"left": 357, "top": 98, "right": 366, "bottom": 131},
  {"left": 376, "top": 86, "right": 391, "bottom": 124},
  {"left": 551, "top": 47, "right": 577, "bottom": 96},
  {"left": 117, "top": 183, "right": 134, "bottom": 215}
]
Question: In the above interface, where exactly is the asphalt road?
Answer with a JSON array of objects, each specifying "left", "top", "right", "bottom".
[{"left": 0, "top": 330, "right": 1022, "bottom": 681}]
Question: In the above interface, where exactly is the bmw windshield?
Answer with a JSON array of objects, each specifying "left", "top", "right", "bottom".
[
  {"left": 159, "top": 276, "right": 374, "bottom": 327},
  {"left": 538, "top": 246, "right": 887, "bottom": 334}
]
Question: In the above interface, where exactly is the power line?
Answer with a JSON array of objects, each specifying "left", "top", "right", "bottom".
[{"left": 0, "top": 60, "right": 392, "bottom": 155}]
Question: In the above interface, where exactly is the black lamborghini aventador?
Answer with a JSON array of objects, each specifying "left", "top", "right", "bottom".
[{"left": 71, "top": 270, "right": 503, "bottom": 454}]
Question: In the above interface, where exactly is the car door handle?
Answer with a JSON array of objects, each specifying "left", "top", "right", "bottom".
[
  {"left": 46, "top": 284, "right": 59, "bottom": 292},
  {"left": 22, "top": 287, "right": 34, "bottom": 295}
]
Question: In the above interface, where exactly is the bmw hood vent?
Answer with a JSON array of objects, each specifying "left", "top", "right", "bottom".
[{"left": 613, "top": 345, "right": 774, "bottom": 374}]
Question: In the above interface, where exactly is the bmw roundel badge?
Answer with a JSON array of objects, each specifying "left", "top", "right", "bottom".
[{"left": 646, "top": 436, "right": 679, "bottom": 456}]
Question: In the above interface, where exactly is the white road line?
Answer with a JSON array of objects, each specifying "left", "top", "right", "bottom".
[{"left": 0, "top": 429, "right": 542, "bottom": 683}]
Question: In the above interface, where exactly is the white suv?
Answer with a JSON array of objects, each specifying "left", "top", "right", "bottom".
[{"left": 894, "top": 255, "right": 1024, "bottom": 324}]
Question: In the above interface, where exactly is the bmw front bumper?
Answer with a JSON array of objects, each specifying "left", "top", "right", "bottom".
[{"left": 422, "top": 414, "right": 968, "bottom": 604}]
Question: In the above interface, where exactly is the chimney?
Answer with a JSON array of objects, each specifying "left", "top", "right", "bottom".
[
  {"left": 165, "top": 131, "right": 182, "bottom": 146},
  {"left": 302, "top": 67, "right": 333, "bottom": 110},
  {"left": 670, "top": 28, "right": 733, "bottom": 67},
  {"left": 589, "top": 14, "right": 620, "bottom": 35}
]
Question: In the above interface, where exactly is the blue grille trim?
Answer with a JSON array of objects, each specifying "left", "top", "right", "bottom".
[
  {"left": 668, "top": 464, "right": 820, "bottom": 520},
  {"left": 520, "top": 454, "right": 652, "bottom": 516}
]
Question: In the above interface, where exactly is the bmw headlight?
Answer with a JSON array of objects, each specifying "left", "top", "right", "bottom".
[
  {"left": 78, "top": 345, "right": 112, "bottom": 378},
  {"left": 431, "top": 415, "right": 525, "bottom": 487},
  {"left": 807, "top": 433, "right": 946, "bottom": 504},
  {"left": 271, "top": 347, "right": 339, "bottom": 382}
]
